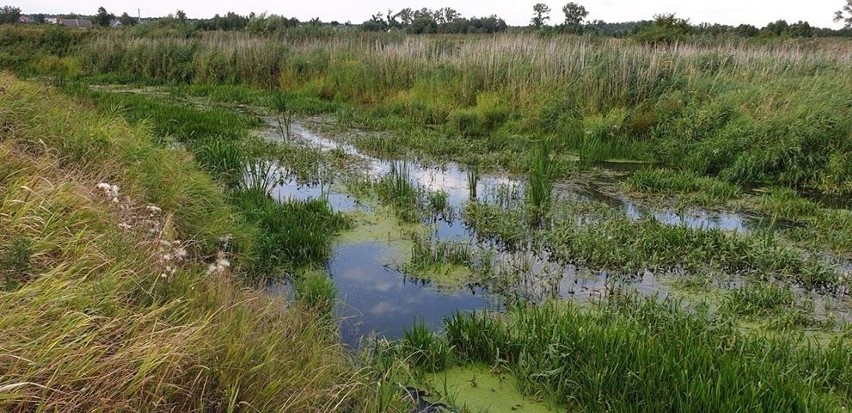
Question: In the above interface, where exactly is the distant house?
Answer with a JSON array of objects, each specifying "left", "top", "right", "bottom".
[
  {"left": 58, "top": 18, "right": 93, "bottom": 28},
  {"left": 110, "top": 19, "right": 122, "bottom": 28},
  {"left": 18, "top": 16, "right": 34, "bottom": 24}
]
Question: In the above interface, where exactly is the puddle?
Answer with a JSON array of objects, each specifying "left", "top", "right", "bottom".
[
  {"left": 85, "top": 85, "right": 849, "bottom": 344},
  {"left": 274, "top": 118, "right": 765, "bottom": 234},
  {"left": 331, "top": 242, "right": 492, "bottom": 346},
  {"left": 260, "top": 119, "right": 776, "bottom": 345}
]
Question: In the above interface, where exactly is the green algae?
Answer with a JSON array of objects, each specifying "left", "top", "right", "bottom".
[
  {"left": 422, "top": 365, "right": 564, "bottom": 413},
  {"left": 404, "top": 263, "right": 473, "bottom": 289}
]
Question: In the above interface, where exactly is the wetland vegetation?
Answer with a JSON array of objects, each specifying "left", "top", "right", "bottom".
[{"left": 1, "top": 7, "right": 851, "bottom": 412}]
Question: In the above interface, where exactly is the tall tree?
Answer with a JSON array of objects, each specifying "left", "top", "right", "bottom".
[
  {"left": 562, "top": 2, "right": 588, "bottom": 26},
  {"left": 440, "top": 7, "right": 461, "bottom": 23},
  {"left": 531, "top": 3, "right": 551, "bottom": 28},
  {"left": 95, "top": 6, "right": 113, "bottom": 27},
  {"left": 175, "top": 9, "right": 187, "bottom": 24},
  {"left": 394, "top": 8, "right": 414, "bottom": 26},
  {"left": 0, "top": 5, "right": 20, "bottom": 24},
  {"left": 836, "top": 0, "right": 852, "bottom": 28},
  {"left": 118, "top": 12, "right": 137, "bottom": 26}
]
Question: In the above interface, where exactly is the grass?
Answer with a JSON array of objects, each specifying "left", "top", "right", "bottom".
[
  {"left": 0, "top": 73, "right": 400, "bottom": 411},
  {"left": 527, "top": 138, "right": 554, "bottom": 222},
  {"left": 546, "top": 200, "right": 839, "bottom": 290},
  {"left": 4, "top": 29, "right": 850, "bottom": 196},
  {"left": 376, "top": 160, "right": 420, "bottom": 222},
  {"left": 294, "top": 267, "right": 338, "bottom": 316},
  {"left": 626, "top": 167, "right": 742, "bottom": 203},
  {"left": 396, "top": 294, "right": 852, "bottom": 412},
  {"left": 34, "top": 31, "right": 847, "bottom": 197},
  {"left": 723, "top": 282, "right": 796, "bottom": 316},
  {"left": 230, "top": 188, "right": 347, "bottom": 278}
]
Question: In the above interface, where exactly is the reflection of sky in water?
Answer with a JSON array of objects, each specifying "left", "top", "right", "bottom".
[
  {"left": 287, "top": 119, "right": 763, "bottom": 233},
  {"left": 270, "top": 176, "right": 362, "bottom": 212},
  {"left": 261, "top": 120, "right": 790, "bottom": 346},
  {"left": 331, "top": 243, "right": 491, "bottom": 347}
]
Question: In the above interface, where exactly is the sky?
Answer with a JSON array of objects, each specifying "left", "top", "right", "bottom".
[{"left": 15, "top": 0, "right": 847, "bottom": 29}]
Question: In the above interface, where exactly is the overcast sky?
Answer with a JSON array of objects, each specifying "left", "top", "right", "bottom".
[{"left": 16, "top": 0, "right": 846, "bottom": 28}]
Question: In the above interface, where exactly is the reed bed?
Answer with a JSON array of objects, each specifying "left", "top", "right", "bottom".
[{"left": 54, "top": 30, "right": 851, "bottom": 195}]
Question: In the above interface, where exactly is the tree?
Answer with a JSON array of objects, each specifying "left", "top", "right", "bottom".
[
  {"left": 562, "top": 2, "right": 588, "bottom": 26},
  {"left": 175, "top": 9, "right": 187, "bottom": 24},
  {"left": 531, "top": 3, "right": 551, "bottom": 28},
  {"left": 0, "top": 5, "right": 20, "bottom": 24},
  {"left": 734, "top": 24, "right": 759, "bottom": 37},
  {"left": 634, "top": 13, "right": 693, "bottom": 44},
  {"left": 439, "top": 7, "right": 461, "bottom": 23},
  {"left": 118, "top": 12, "right": 137, "bottom": 26},
  {"left": 788, "top": 21, "right": 813, "bottom": 37},
  {"left": 95, "top": 6, "right": 114, "bottom": 27},
  {"left": 33, "top": 13, "right": 46, "bottom": 24},
  {"left": 762, "top": 19, "right": 789, "bottom": 36},
  {"left": 836, "top": 0, "right": 852, "bottom": 28},
  {"left": 394, "top": 8, "right": 414, "bottom": 26},
  {"left": 361, "top": 12, "right": 388, "bottom": 32}
]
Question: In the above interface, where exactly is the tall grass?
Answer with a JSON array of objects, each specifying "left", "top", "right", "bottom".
[
  {"left": 0, "top": 73, "right": 389, "bottom": 411},
  {"left": 424, "top": 294, "right": 852, "bottom": 411},
  {"left": 376, "top": 160, "right": 420, "bottom": 222},
  {"left": 527, "top": 138, "right": 554, "bottom": 222},
  {"left": 6, "top": 29, "right": 849, "bottom": 193}
]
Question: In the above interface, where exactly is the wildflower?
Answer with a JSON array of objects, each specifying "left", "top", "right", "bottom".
[
  {"left": 206, "top": 251, "right": 232, "bottom": 275},
  {"left": 146, "top": 205, "right": 162, "bottom": 214},
  {"left": 96, "top": 182, "right": 120, "bottom": 203},
  {"left": 174, "top": 247, "right": 188, "bottom": 260}
]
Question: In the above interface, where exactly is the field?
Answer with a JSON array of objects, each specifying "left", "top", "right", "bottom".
[{"left": 1, "top": 25, "right": 851, "bottom": 412}]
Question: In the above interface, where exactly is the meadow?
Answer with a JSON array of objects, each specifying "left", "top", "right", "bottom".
[
  {"left": 17, "top": 30, "right": 846, "bottom": 197},
  {"left": 1, "top": 25, "right": 851, "bottom": 412}
]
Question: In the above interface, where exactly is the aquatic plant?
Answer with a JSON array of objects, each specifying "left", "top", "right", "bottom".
[
  {"left": 527, "top": 138, "right": 554, "bottom": 222},
  {"left": 231, "top": 190, "right": 347, "bottom": 277},
  {"left": 239, "top": 159, "right": 279, "bottom": 196},
  {"left": 409, "top": 232, "right": 474, "bottom": 270},
  {"left": 466, "top": 163, "right": 479, "bottom": 200},
  {"left": 402, "top": 320, "right": 452, "bottom": 373},
  {"left": 722, "top": 282, "right": 796, "bottom": 316},
  {"left": 376, "top": 160, "right": 420, "bottom": 222},
  {"left": 194, "top": 138, "right": 244, "bottom": 186},
  {"left": 426, "top": 189, "right": 450, "bottom": 214},
  {"left": 295, "top": 269, "right": 337, "bottom": 316},
  {"left": 409, "top": 294, "right": 852, "bottom": 412}
]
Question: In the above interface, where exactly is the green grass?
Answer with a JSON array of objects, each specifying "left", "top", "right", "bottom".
[
  {"left": 397, "top": 294, "right": 852, "bottom": 412},
  {"left": 230, "top": 189, "right": 347, "bottom": 277},
  {"left": 294, "top": 267, "right": 337, "bottom": 315},
  {"left": 527, "top": 138, "right": 554, "bottom": 221},
  {"left": 5, "top": 28, "right": 849, "bottom": 196},
  {"left": 723, "top": 282, "right": 796, "bottom": 316},
  {"left": 626, "top": 168, "right": 742, "bottom": 203},
  {"left": 376, "top": 160, "right": 420, "bottom": 222},
  {"left": 0, "top": 73, "right": 396, "bottom": 411},
  {"left": 546, "top": 200, "right": 839, "bottom": 290}
]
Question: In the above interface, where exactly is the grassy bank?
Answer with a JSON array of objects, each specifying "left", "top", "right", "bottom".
[{"left": 0, "top": 73, "right": 407, "bottom": 411}]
